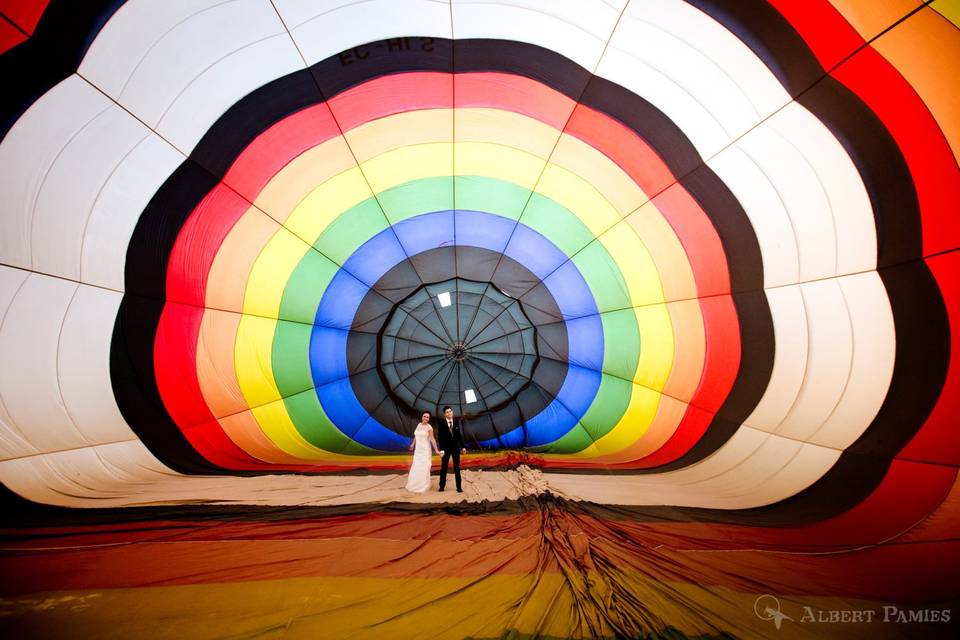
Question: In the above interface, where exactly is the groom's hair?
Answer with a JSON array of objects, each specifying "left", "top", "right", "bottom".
[{"left": 442, "top": 406, "right": 453, "bottom": 413}]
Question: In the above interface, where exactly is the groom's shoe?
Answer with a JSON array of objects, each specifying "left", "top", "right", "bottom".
[
  {"left": 438, "top": 487, "right": 445, "bottom": 492},
  {"left": 456, "top": 488, "right": 463, "bottom": 493}
]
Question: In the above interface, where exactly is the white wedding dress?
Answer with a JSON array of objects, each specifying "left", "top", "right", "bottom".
[{"left": 405, "top": 423, "right": 433, "bottom": 493}]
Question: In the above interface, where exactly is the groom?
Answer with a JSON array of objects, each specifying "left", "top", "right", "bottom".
[{"left": 435, "top": 405, "right": 466, "bottom": 492}]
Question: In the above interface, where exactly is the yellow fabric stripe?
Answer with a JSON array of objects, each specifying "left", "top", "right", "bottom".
[
  {"left": 233, "top": 318, "right": 332, "bottom": 458},
  {"left": 224, "top": 107, "right": 702, "bottom": 457},
  {"left": 254, "top": 136, "right": 357, "bottom": 223},
  {"left": 284, "top": 168, "right": 375, "bottom": 247}
]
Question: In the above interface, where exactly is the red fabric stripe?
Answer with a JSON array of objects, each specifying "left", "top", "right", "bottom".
[
  {"left": 775, "top": 0, "right": 960, "bottom": 469},
  {"left": 456, "top": 72, "right": 572, "bottom": 130},
  {"left": 0, "top": 15, "right": 26, "bottom": 54},
  {"left": 623, "top": 404, "right": 715, "bottom": 469},
  {"left": 565, "top": 104, "right": 676, "bottom": 205},
  {"left": 612, "top": 294, "right": 741, "bottom": 468},
  {"left": 690, "top": 295, "right": 741, "bottom": 412},
  {"left": 155, "top": 303, "right": 273, "bottom": 469},
  {"left": 652, "top": 184, "right": 731, "bottom": 299},
  {"left": 775, "top": 0, "right": 960, "bottom": 257},
  {"left": 831, "top": 48, "right": 960, "bottom": 257},
  {"left": 0, "top": 0, "right": 50, "bottom": 35},
  {"left": 155, "top": 303, "right": 215, "bottom": 429},
  {"left": 331, "top": 71, "right": 452, "bottom": 130},
  {"left": 767, "top": 0, "right": 866, "bottom": 71},
  {"left": 222, "top": 104, "right": 341, "bottom": 203},
  {"left": 165, "top": 184, "right": 253, "bottom": 308},
  {"left": 161, "top": 72, "right": 734, "bottom": 468}
]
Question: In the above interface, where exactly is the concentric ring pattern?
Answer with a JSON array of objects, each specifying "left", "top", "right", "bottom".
[
  {"left": 0, "top": 0, "right": 957, "bottom": 499},
  {"left": 131, "top": 51, "right": 751, "bottom": 467},
  {"left": 0, "top": 1, "right": 959, "bottom": 635}
]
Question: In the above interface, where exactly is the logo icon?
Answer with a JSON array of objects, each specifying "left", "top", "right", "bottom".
[{"left": 755, "top": 595, "right": 793, "bottom": 630}]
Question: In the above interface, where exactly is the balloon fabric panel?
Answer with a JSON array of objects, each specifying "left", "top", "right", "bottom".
[{"left": 1, "top": 1, "right": 958, "bottom": 638}]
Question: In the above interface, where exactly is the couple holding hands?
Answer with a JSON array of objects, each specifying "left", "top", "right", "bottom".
[{"left": 405, "top": 406, "right": 466, "bottom": 493}]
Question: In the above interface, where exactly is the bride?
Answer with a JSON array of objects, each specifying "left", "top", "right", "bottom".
[{"left": 406, "top": 411, "right": 441, "bottom": 493}]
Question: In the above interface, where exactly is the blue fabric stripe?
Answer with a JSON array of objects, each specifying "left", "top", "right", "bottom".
[{"left": 310, "top": 210, "right": 603, "bottom": 450}]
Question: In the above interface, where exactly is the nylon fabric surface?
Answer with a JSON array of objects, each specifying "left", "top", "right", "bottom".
[{"left": 1, "top": 0, "right": 958, "bottom": 638}]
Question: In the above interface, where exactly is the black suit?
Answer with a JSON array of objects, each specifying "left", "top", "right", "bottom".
[{"left": 434, "top": 416, "right": 464, "bottom": 491}]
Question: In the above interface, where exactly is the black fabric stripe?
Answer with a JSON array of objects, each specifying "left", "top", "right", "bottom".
[
  {"left": 111, "top": 157, "right": 234, "bottom": 474},
  {"left": 688, "top": 0, "right": 924, "bottom": 268},
  {"left": 798, "top": 77, "right": 922, "bottom": 267},
  {"left": 546, "top": 3, "right": 943, "bottom": 523},
  {"left": 108, "top": 36, "right": 766, "bottom": 476},
  {"left": 190, "top": 69, "right": 324, "bottom": 179},
  {"left": 578, "top": 76, "right": 704, "bottom": 180},
  {"left": 123, "top": 161, "right": 219, "bottom": 300},
  {"left": 0, "top": 0, "right": 945, "bottom": 531},
  {"left": 667, "top": 0, "right": 945, "bottom": 526},
  {"left": 646, "top": 258, "right": 951, "bottom": 526},
  {"left": 680, "top": 164, "right": 766, "bottom": 294},
  {"left": 857, "top": 260, "right": 952, "bottom": 460},
  {"left": 109, "top": 294, "right": 228, "bottom": 475},
  {"left": 603, "top": 161, "right": 775, "bottom": 472},
  {"left": 313, "top": 37, "right": 454, "bottom": 98},
  {"left": 99, "top": 26, "right": 944, "bottom": 533},
  {"left": 685, "top": 0, "right": 825, "bottom": 96},
  {"left": 454, "top": 38, "right": 591, "bottom": 99},
  {"left": 640, "top": 290, "right": 775, "bottom": 475},
  {"left": 0, "top": 0, "right": 124, "bottom": 138},
  {"left": 0, "top": 481, "right": 539, "bottom": 527},
  {"left": 0, "top": 454, "right": 950, "bottom": 531}
]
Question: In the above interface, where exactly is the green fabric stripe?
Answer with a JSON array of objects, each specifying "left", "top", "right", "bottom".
[
  {"left": 272, "top": 322, "right": 378, "bottom": 453},
  {"left": 268, "top": 175, "right": 642, "bottom": 453},
  {"left": 381, "top": 176, "right": 453, "bottom": 223}
]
